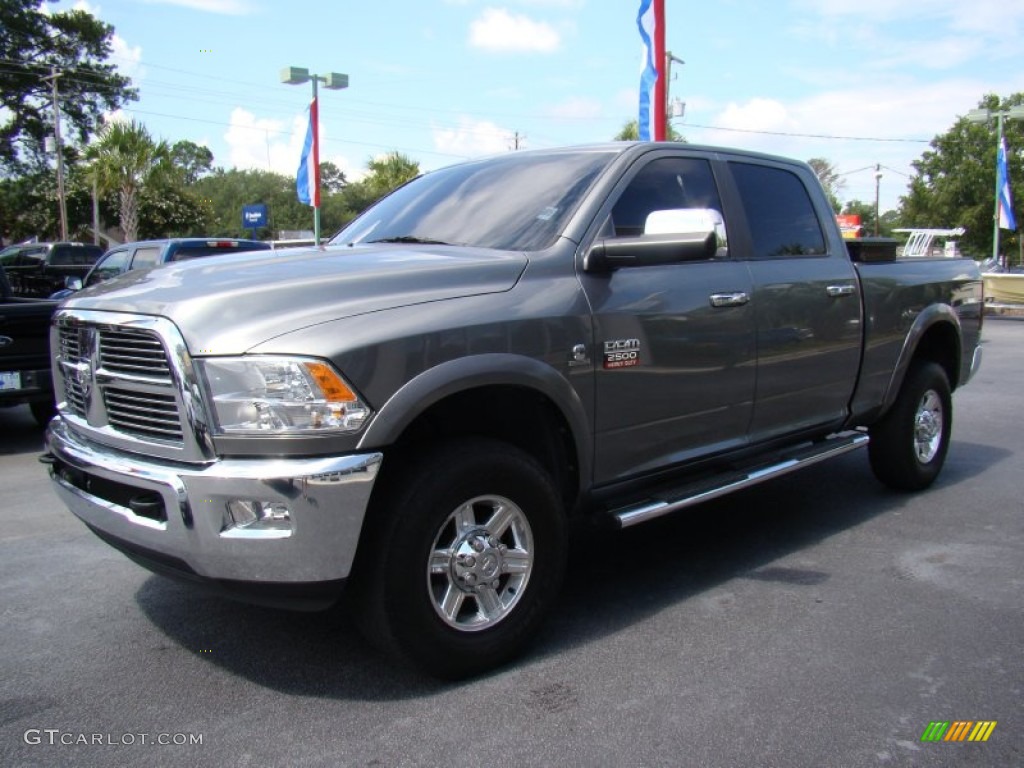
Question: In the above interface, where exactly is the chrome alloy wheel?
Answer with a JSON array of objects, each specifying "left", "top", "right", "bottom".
[
  {"left": 427, "top": 495, "right": 534, "bottom": 632},
  {"left": 914, "top": 389, "right": 944, "bottom": 463}
]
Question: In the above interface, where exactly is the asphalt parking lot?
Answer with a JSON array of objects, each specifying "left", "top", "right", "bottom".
[{"left": 1, "top": 319, "right": 1021, "bottom": 768}]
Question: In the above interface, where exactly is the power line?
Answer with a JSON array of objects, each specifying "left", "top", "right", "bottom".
[{"left": 679, "top": 121, "right": 931, "bottom": 144}]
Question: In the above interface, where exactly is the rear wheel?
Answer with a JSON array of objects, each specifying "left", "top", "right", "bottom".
[
  {"left": 350, "top": 439, "right": 567, "bottom": 679},
  {"left": 869, "top": 361, "right": 952, "bottom": 491}
]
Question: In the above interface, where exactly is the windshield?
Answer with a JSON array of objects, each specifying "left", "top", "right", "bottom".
[{"left": 330, "top": 149, "right": 617, "bottom": 252}]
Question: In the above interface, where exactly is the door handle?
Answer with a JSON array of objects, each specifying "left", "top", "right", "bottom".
[
  {"left": 709, "top": 292, "right": 750, "bottom": 308},
  {"left": 826, "top": 284, "right": 856, "bottom": 297}
]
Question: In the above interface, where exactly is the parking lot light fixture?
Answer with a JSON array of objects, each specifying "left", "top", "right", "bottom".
[
  {"left": 966, "top": 105, "right": 1024, "bottom": 265},
  {"left": 281, "top": 66, "right": 349, "bottom": 245}
]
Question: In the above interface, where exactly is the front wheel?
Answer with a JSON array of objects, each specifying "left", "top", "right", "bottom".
[
  {"left": 868, "top": 361, "right": 952, "bottom": 491},
  {"left": 350, "top": 439, "right": 567, "bottom": 679}
]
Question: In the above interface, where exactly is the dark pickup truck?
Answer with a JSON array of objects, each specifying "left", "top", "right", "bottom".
[
  {"left": 0, "top": 241, "right": 103, "bottom": 298},
  {"left": 0, "top": 265, "right": 58, "bottom": 426},
  {"left": 43, "top": 143, "right": 983, "bottom": 678}
]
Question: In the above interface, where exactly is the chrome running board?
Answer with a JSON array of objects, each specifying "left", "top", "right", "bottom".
[{"left": 608, "top": 431, "right": 869, "bottom": 529}]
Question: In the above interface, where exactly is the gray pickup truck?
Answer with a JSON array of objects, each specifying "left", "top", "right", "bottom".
[{"left": 43, "top": 143, "right": 983, "bottom": 678}]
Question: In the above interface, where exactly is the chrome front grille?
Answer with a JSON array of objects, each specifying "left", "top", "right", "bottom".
[
  {"left": 104, "top": 386, "right": 183, "bottom": 441},
  {"left": 100, "top": 328, "right": 172, "bottom": 379},
  {"left": 53, "top": 310, "right": 211, "bottom": 461}
]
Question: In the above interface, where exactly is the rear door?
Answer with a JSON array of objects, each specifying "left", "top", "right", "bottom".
[
  {"left": 578, "top": 150, "right": 756, "bottom": 484},
  {"left": 724, "top": 159, "right": 862, "bottom": 442}
]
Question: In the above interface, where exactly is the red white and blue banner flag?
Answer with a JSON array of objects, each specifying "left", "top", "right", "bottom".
[
  {"left": 637, "top": 0, "right": 665, "bottom": 141},
  {"left": 296, "top": 97, "right": 320, "bottom": 207},
  {"left": 997, "top": 136, "right": 1016, "bottom": 230}
]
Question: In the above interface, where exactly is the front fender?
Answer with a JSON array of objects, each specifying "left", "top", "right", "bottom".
[{"left": 356, "top": 353, "right": 592, "bottom": 489}]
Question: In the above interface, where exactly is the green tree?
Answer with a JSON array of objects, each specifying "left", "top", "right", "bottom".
[
  {"left": 169, "top": 140, "right": 214, "bottom": 185},
  {"left": 341, "top": 152, "right": 421, "bottom": 215},
  {"left": 0, "top": 167, "right": 97, "bottom": 243},
  {"left": 0, "top": 1, "right": 136, "bottom": 176},
  {"left": 808, "top": 158, "right": 845, "bottom": 214},
  {"left": 85, "top": 120, "right": 172, "bottom": 242},
  {"left": 613, "top": 118, "right": 684, "bottom": 142},
  {"left": 320, "top": 161, "right": 347, "bottom": 194},
  {"left": 194, "top": 168, "right": 312, "bottom": 239},
  {"left": 841, "top": 199, "right": 899, "bottom": 238},
  {"left": 900, "top": 92, "right": 1024, "bottom": 259}
]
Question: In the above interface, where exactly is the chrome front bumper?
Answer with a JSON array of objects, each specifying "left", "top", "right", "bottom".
[{"left": 46, "top": 417, "right": 382, "bottom": 587}]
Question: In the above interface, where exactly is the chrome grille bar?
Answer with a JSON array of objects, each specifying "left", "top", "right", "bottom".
[{"left": 100, "top": 329, "right": 172, "bottom": 379}]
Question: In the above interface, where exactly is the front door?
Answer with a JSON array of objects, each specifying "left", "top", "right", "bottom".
[{"left": 579, "top": 153, "right": 757, "bottom": 485}]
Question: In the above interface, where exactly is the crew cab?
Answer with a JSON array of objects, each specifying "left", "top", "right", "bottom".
[
  {"left": 0, "top": 242, "right": 103, "bottom": 298},
  {"left": 43, "top": 143, "right": 983, "bottom": 678}
]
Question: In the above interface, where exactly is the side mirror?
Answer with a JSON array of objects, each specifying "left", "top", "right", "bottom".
[
  {"left": 584, "top": 208, "right": 726, "bottom": 272},
  {"left": 64, "top": 276, "right": 83, "bottom": 291}
]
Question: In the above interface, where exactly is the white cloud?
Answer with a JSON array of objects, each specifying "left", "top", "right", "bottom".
[
  {"left": 689, "top": 76, "right": 1019, "bottom": 210},
  {"left": 110, "top": 34, "right": 145, "bottom": 81},
  {"left": 223, "top": 108, "right": 297, "bottom": 174},
  {"left": 141, "top": 0, "right": 256, "bottom": 15},
  {"left": 469, "top": 8, "right": 561, "bottom": 53},
  {"left": 223, "top": 107, "right": 359, "bottom": 181},
  {"left": 433, "top": 117, "right": 513, "bottom": 156}
]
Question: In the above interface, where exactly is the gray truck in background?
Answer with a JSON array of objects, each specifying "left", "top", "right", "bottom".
[{"left": 43, "top": 143, "right": 983, "bottom": 678}]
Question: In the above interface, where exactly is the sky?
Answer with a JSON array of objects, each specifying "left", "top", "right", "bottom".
[{"left": 41, "top": 0, "right": 1024, "bottom": 212}]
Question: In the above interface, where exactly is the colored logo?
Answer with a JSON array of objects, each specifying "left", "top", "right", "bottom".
[{"left": 921, "top": 721, "right": 997, "bottom": 742}]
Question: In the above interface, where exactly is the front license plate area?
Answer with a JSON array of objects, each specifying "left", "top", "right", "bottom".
[{"left": 0, "top": 371, "right": 22, "bottom": 391}]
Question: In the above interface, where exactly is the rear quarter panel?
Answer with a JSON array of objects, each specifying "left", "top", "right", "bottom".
[{"left": 849, "top": 257, "right": 983, "bottom": 424}]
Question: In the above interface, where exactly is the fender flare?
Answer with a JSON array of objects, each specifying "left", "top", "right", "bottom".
[
  {"left": 880, "top": 303, "right": 963, "bottom": 414},
  {"left": 356, "top": 353, "right": 593, "bottom": 491}
]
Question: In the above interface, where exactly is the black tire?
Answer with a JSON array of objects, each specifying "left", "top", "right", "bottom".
[
  {"left": 29, "top": 398, "right": 56, "bottom": 428},
  {"left": 868, "top": 361, "right": 952, "bottom": 491},
  {"left": 349, "top": 438, "right": 568, "bottom": 679}
]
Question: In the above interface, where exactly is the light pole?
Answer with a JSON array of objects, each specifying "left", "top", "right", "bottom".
[
  {"left": 966, "top": 105, "right": 1024, "bottom": 267},
  {"left": 281, "top": 66, "right": 349, "bottom": 245}
]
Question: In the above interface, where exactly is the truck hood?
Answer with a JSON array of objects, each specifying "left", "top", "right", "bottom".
[{"left": 66, "top": 244, "right": 527, "bottom": 353}]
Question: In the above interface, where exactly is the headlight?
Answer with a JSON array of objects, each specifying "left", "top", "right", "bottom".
[{"left": 198, "top": 356, "right": 371, "bottom": 435}]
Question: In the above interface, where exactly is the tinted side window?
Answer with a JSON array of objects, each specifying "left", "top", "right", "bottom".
[
  {"left": 6, "top": 246, "right": 46, "bottom": 267},
  {"left": 611, "top": 157, "right": 723, "bottom": 237},
  {"left": 130, "top": 246, "right": 163, "bottom": 269},
  {"left": 52, "top": 245, "right": 103, "bottom": 265},
  {"left": 86, "top": 249, "right": 132, "bottom": 285},
  {"left": 730, "top": 163, "right": 826, "bottom": 259}
]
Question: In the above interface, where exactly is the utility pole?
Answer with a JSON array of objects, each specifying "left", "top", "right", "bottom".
[
  {"left": 874, "top": 164, "right": 882, "bottom": 236},
  {"left": 665, "top": 51, "right": 684, "bottom": 140},
  {"left": 41, "top": 67, "right": 69, "bottom": 241},
  {"left": 509, "top": 131, "right": 525, "bottom": 151}
]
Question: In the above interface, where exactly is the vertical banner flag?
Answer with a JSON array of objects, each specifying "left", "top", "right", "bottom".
[
  {"left": 637, "top": 0, "right": 665, "bottom": 141},
  {"left": 997, "top": 136, "right": 1016, "bottom": 230},
  {"left": 296, "top": 97, "right": 320, "bottom": 208}
]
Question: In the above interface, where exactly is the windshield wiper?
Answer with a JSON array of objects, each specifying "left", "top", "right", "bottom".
[{"left": 365, "top": 236, "right": 452, "bottom": 246}]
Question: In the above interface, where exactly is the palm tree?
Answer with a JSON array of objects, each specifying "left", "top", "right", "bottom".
[{"left": 85, "top": 120, "right": 171, "bottom": 242}]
